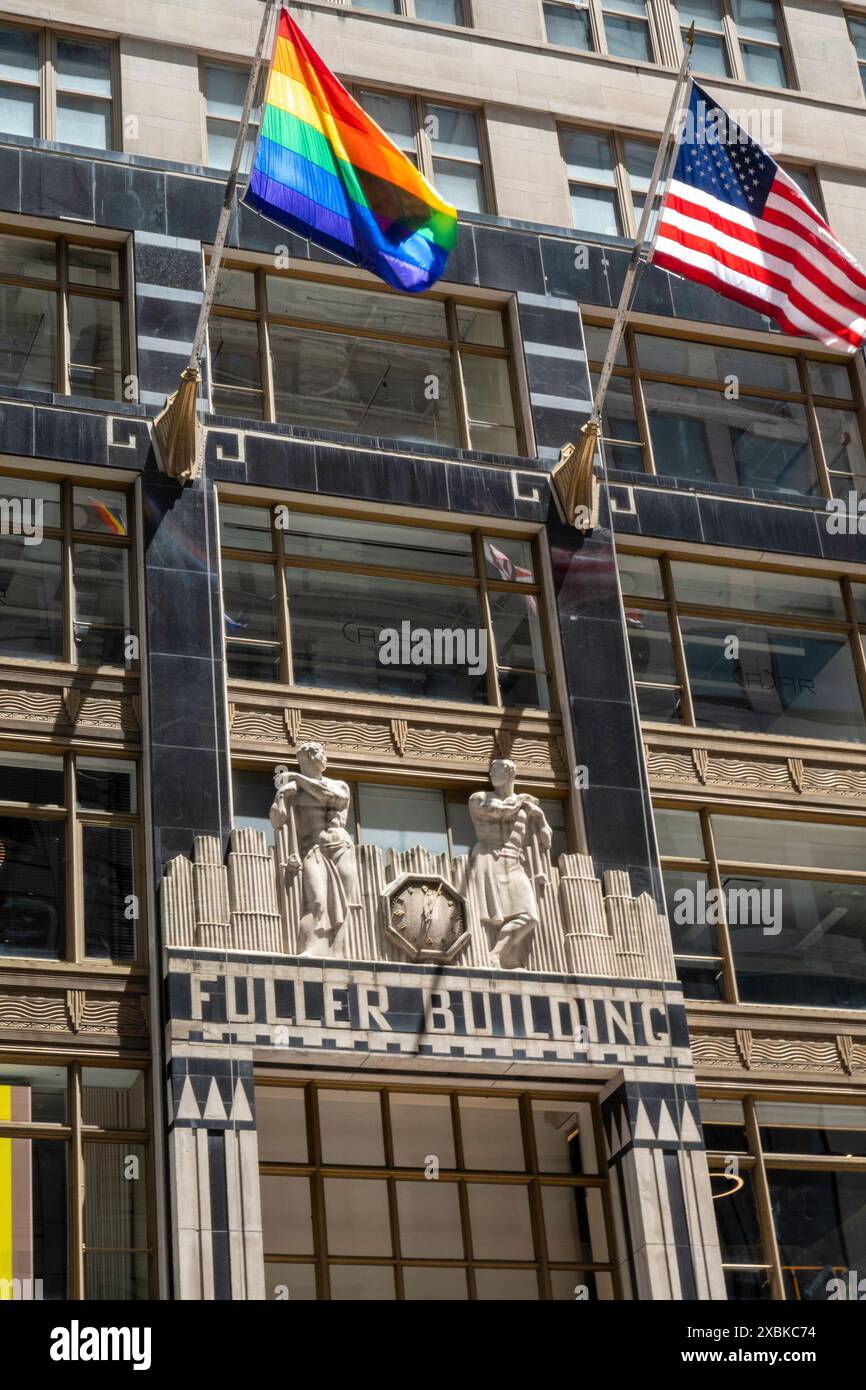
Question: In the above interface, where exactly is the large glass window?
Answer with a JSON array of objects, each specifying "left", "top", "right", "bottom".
[
  {"left": 0, "top": 23, "right": 115, "bottom": 148},
  {"left": 619, "top": 553, "right": 866, "bottom": 742},
  {"left": 219, "top": 502, "right": 551, "bottom": 708},
  {"left": 256, "top": 1080, "right": 612, "bottom": 1300},
  {"left": 657, "top": 805, "right": 866, "bottom": 1008},
  {"left": 0, "top": 232, "right": 124, "bottom": 400},
  {"left": 0, "top": 474, "right": 133, "bottom": 667},
  {"left": 588, "top": 323, "right": 864, "bottom": 498},
  {"left": 356, "top": 90, "right": 488, "bottom": 212},
  {"left": 0, "top": 751, "right": 139, "bottom": 964},
  {"left": 0, "top": 1063, "right": 150, "bottom": 1300},
  {"left": 210, "top": 269, "right": 520, "bottom": 453},
  {"left": 545, "top": 1, "right": 656, "bottom": 62},
  {"left": 675, "top": 1, "right": 790, "bottom": 86},
  {"left": 703, "top": 1095, "right": 866, "bottom": 1300}
]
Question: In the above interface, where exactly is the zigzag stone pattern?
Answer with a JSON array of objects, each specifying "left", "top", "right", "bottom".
[{"left": 161, "top": 826, "right": 676, "bottom": 981}]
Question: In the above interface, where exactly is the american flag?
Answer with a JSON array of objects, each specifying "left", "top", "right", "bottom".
[{"left": 652, "top": 82, "right": 866, "bottom": 353}]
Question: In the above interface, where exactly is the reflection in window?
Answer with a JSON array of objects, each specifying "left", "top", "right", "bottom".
[
  {"left": 0, "top": 475, "right": 132, "bottom": 668},
  {"left": 0, "top": 233, "right": 124, "bottom": 399},
  {"left": 590, "top": 325, "right": 863, "bottom": 497},
  {"left": 258, "top": 1082, "right": 611, "bottom": 1299},
  {"left": 220, "top": 506, "right": 550, "bottom": 708},
  {"left": 0, "top": 752, "right": 139, "bottom": 965},
  {"left": 211, "top": 270, "right": 518, "bottom": 452}
]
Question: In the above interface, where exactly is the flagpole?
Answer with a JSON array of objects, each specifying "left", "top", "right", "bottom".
[
  {"left": 152, "top": 0, "right": 279, "bottom": 481},
  {"left": 552, "top": 23, "right": 695, "bottom": 529}
]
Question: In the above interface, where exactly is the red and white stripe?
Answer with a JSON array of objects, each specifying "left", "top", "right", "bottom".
[{"left": 652, "top": 166, "right": 866, "bottom": 353}]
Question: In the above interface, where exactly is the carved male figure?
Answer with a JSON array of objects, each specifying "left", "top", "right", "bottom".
[
  {"left": 468, "top": 758, "right": 552, "bottom": 970},
  {"left": 269, "top": 741, "right": 359, "bottom": 958}
]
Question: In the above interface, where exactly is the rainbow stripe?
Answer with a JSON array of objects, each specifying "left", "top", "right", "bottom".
[
  {"left": 243, "top": 10, "right": 458, "bottom": 293},
  {"left": 90, "top": 499, "right": 127, "bottom": 535}
]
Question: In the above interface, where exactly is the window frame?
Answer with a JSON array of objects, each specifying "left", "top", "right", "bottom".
[
  {"left": 200, "top": 58, "right": 262, "bottom": 173},
  {"left": 348, "top": 0, "right": 473, "bottom": 24},
  {"left": 208, "top": 262, "right": 526, "bottom": 454},
  {"left": 543, "top": 0, "right": 662, "bottom": 64},
  {"left": 560, "top": 126, "right": 658, "bottom": 239},
  {"left": 0, "top": 224, "right": 129, "bottom": 402},
  {"left": 0, "top": 747, "right": 144, "bottom": 968},
  {"left": 255, "top": 1077, "right": 619, "bottom": 1300},
  {"left": 352, "top": 85, "right": 495, "bottom": 215},
  {"left": 655, "top": 795, "right": 866, "bottom": 1007},
  {"left": 0, "top": 17, "right": 119, "bottom": 148},
  {"left": 0, "top": 470, "right": 137, "bottom": 672},
  {"left": 701, "top": 1088, "right": 866, "bottom": 1301},
  {"left": 676, "top": 0, "right": 795, "bottom": 90},
  {"left": 218, "top": 497, "right": 554, "bottom": 711},
  {"left": 585, "top": 315, "right": 866, "bottom": 501},
  {"left": 0, "top": 1058, "right": 153, "bottom": 1299},
  {"left": 619, "top": 549, "right": 866, "bottom": 743},
  {"left": 848, "top": 9, "right": 866, "bottom": 99}
]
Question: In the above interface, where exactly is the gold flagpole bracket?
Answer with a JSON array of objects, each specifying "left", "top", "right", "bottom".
[{"left": 553, "top": 22, "right": 695, "bottom": 532}]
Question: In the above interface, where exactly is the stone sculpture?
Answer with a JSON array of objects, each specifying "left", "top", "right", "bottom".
[
  {"left": 468, "top": 757, "right": 553, "bottom": 969},
  {"left": 269, "top": 740, "right": 360, "bottom": 958}
]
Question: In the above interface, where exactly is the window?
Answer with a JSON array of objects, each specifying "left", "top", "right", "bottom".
[
  {"left": 0, "top": 1062, "right": 150, "bottom": 1298},
  {"left": 210, "top": 268, "right": 521, "bottom": 453},
  {"left": 702, "top": 1095, "right": 866, "bottom": 1300},
  {"left": 676, "top": 1, "right": 790, "bottom": 87},
  {"left": 0, "top": 750, "right": 140, "bottom": 963},
  {"left": 779, "top": 163, "right": 822, "bottom": 213},
  {"left": 562, "top": 128, "right": 657, "bottom": 237},
  {"left": 619, "top": 553, "right": 866, "bottom": 743},
  {"left": 349, "top": 0, "right": 468, "bottom": 21},
  {"left": 657, "top": 805, "right": 866, "bottom": 1008},
  {"left": 0, "top": 22, "right": 115, "bottom": 148},
  {"left": 544, "top": 1, "right": 656, "bottom": 63},
  {"left": 849, "top": 12, "right": 866, "bottom": 98},
  {"left": 219, "top": 503, "right": 552, "bottom": 708},
  {"left": 0, "top": 231, "right": 124, "bottom": 400},
  {"left": 232, "top": 767, "right": 569, "bottom": 862},
  {"left": 203, "top": 63, "right": 260, "bottom": 172},
  {"left": 356, "top": 90, "right": 488, "bottom": 212},
  {"left": 0, "top": 474, "right": 133, "bottom": 668},
  {"left": 256, "top": 1080, "right": 613, "bottom": 1300},
  {"left": 586, "top": 322, "right": 866, "bottom": 500}
]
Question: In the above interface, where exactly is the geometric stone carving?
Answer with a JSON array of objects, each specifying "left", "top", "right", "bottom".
[
  {"left": 228, "top": 698, "right": 567, "bottom": 774},
  {"left": 645, "top": 740, "right": 866, "bottom": 802},
  {"left": 0, "top": 987, "right": 147, "bottom": 1037}
]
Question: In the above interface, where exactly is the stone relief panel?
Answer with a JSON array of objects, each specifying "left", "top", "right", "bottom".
[{"left": 162, "top": 747, "right": 676, "bottom": 982}]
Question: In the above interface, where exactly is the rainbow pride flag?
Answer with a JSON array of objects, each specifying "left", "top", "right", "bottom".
[{"left": 243, "top": 9, "right": 458, "bottom": 293}]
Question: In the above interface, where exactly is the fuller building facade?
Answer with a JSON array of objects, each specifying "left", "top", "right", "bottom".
[{"left": 0, "top": 0, "right": 865, "bottom": 1303}]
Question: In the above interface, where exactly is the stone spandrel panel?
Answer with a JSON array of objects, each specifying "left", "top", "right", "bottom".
[{"left": 161, "top": 825, "right": 676, "bottom": 983}]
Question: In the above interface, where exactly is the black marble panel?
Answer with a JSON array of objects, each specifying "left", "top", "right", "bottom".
[
  {"left": 21, "top": 150, "right": 94, "bottom": 221},
  {"left": 95, "top": 163, "right": 166, "bottom": 234}
]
